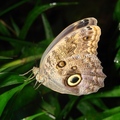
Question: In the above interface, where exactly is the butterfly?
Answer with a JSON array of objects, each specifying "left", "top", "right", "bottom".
[{"left": 33, "top": 17, "right": 106, "bottom": 96}]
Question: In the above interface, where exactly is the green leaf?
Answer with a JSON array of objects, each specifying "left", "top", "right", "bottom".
[
  {"left": 0, "top": 20, "right": 11, "bottom": 36},
  {"left": 41, "top": 13, "right": 54, "bottom": 39},
  {"left": 114, "top": 52, "right": 120, "bottom": 70},
  {"left": 0, "top": 56, "right": 12, "bottom": 59},
  {"left": 114, "top": 0, "right": 120, "bottom": 21},
  {"left": 103, "top": 113, "right": 120, "bottom": 120},
  {"left": 0, "top": 55, "right": 41, "bottom": 72},
  {"left": 23, "top": 113, "right": 55, "bottom": 120},
  {"left": 0, "top": 36, "right": 33, "bottom": 46},
  {"left": 56, "top": 96, "right": 78, "bottom": 120},
  {"left": 18, "top": 3, "right": 56, "bottom": 40},
  {"left": 11, "top": 18, "right": 20, "bottom": 36},
  {"left": 0, "top": 74, "right": 25, "bottom": 88},
  {"left": 22, "top": 112, "right": 46, "bottom": 120},
  {"left": 77, "top": 100, "right": 98, "bottom": 115},
  {"left": 40, "top": 99, "right": 56, "bottom": 116},
  {"left": 48, "top": 94, "right": 61, "bottom": 116},
  {"left": 0, "top": 0, "right": 29, "bottom": 16},
  {"left": 19, "top": 2, "right": 78, "bottom": 40},
  {"left": 90, "top": 98, "right": 108, "bottom": 110},
  {"left": 0, "top": 81, "right": 30, "bottom": 116},
  {"left": 102, "top": 107, "right": 120, "bottom": 120},
  {"left": 114, "top": 36, "right": 120, "bottom": 50}
]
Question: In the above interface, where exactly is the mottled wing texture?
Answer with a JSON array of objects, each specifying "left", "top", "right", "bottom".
[{"left": 33, "top": 17, "right": 106, "bottom": 96}]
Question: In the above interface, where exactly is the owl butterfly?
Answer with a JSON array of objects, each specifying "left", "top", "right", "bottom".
[{"left": 33, "top": 17, "right": 106, "bottom": 96}]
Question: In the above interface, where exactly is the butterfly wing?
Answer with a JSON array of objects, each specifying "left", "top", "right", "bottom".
[
  {"left": 40, "top": 17, "right": 97, "bottom": 64},
  {"left": 34, "top": 17, "right": 106, "bottom": 96}
]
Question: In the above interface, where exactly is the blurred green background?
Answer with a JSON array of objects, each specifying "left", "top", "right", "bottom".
[{"left": 0, "top": 0, "right": 120, "bottom": 120}]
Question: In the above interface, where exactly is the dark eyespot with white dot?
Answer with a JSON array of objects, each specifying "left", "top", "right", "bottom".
[{"left": 67, "top": 74, "right": 82, "bottom": 86}]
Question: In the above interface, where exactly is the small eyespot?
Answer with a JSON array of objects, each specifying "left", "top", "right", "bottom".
[
  {"left": 67, "top": 74, "right": 82, "bottom": 86},
  {"left": 57, "top": 61, "right": 66, "bottom": 68},
  {"left": 71, "top": 66, "right": 77, "bottom": 70},
  {"left": 83, "top": 36, "right": 90, "bottom": 40}
]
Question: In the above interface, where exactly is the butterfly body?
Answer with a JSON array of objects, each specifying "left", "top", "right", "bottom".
[{"left": 33, "top": 17, "right": 106, "bottom": 96}]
